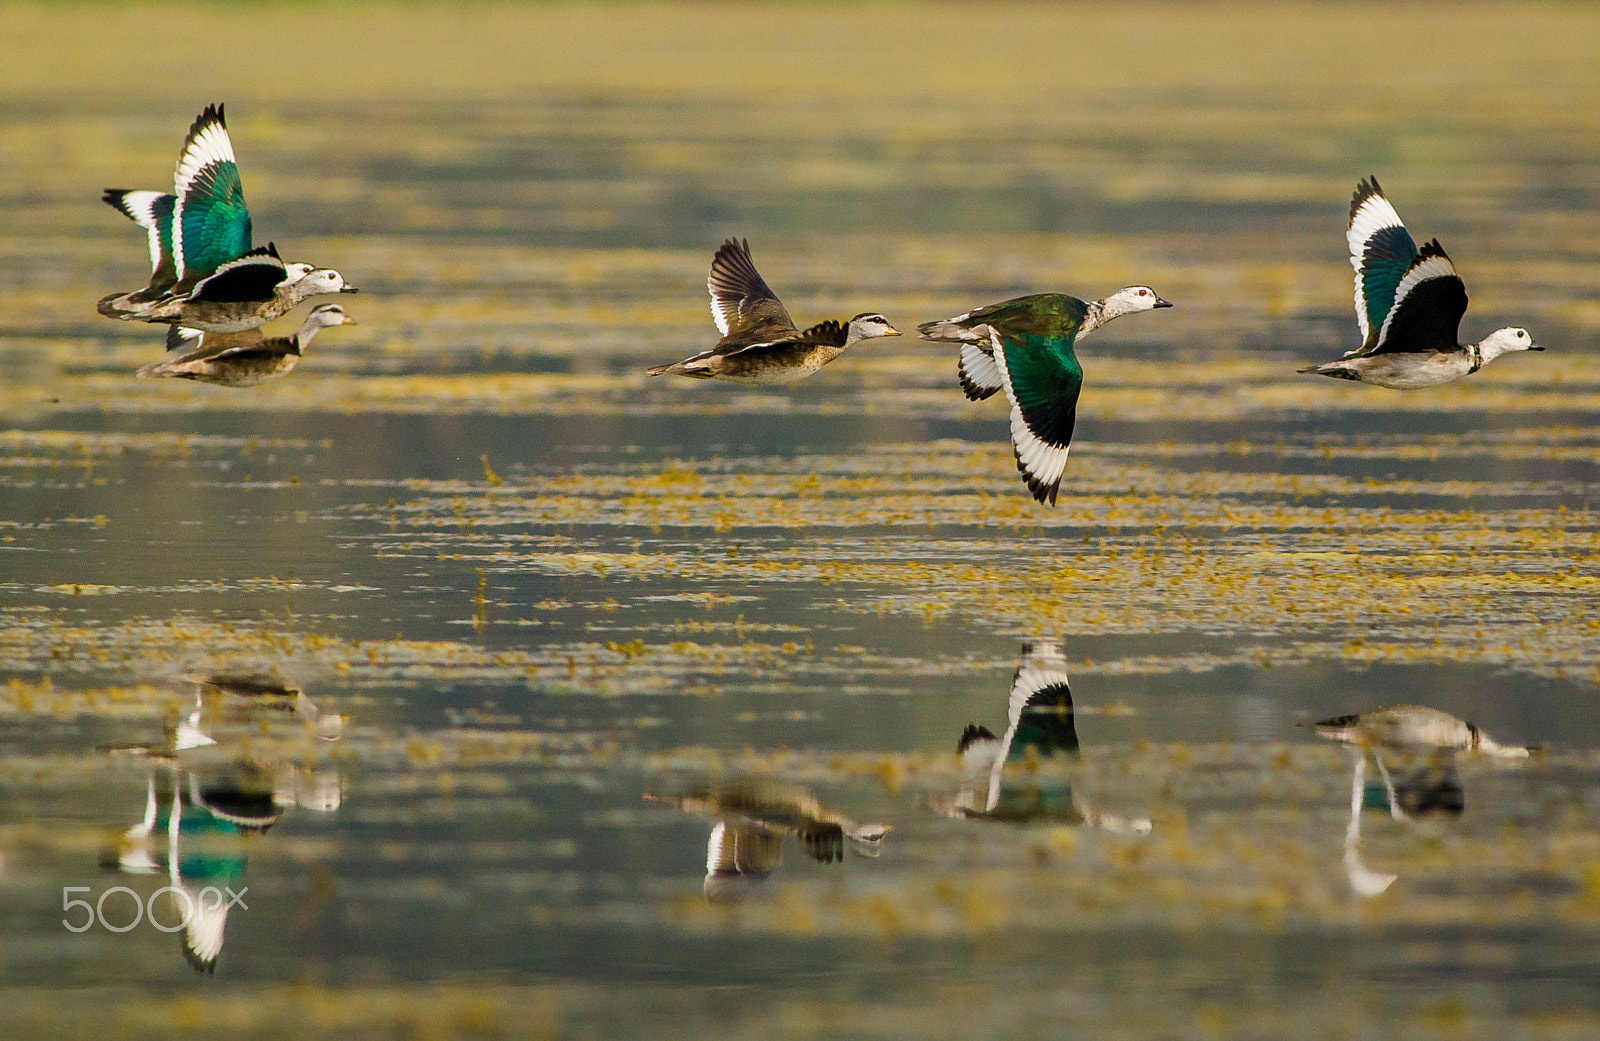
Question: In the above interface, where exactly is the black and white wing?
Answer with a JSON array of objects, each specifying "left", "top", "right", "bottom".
[
  {"left": 957, "top": 338, "right": 1004, "bottom": 401},
  {"left": 103, "top": 189, "right": 178, "bottom": 287},
  {"left": 184, "top": 243, "right": 289, "bottom": 305},
  {"left": 989, "top": 328, "right": 1081, "bottom": 506},
  {"left": 1369, "top": 240, "right": 1468, "bottom": 356},
  {"left": 1347, "top": 176, "right": 1420, "bottom": 356},
  {"left": 1001, "top": 640, "right": 1079, "bottom": 761},
  {"left": 165, "top": 325, "right": 206, "bottom": 354},
  {"left": 707, "top": 238, "right": 794, "bottom": 336}
]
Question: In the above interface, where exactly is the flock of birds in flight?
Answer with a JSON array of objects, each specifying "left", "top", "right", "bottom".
[{"left": 99, "top": 104, "right": 1545, "bottom": 506}]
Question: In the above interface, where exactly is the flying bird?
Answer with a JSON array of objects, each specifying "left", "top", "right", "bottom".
[
  {"left": 647, "top": 237, "right": 900, "bottom": 382},
  {"left": 1300, "top": 176, "right": 1542, "bottom": 388},
  {"left": 918, "top": 286, "right": 1171, "bottom": 504}
]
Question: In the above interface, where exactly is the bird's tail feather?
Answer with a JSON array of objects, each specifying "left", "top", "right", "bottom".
[{"left": 917, "top": 318, "right": 989, "bottom": 343}]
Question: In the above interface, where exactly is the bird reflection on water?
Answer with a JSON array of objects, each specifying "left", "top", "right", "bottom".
[
  {"left": 937, "top": 639, "right": 1149, "bottom": 835},
  {"left": 101, "top": 674, "right": 344, "bottom": 972},
  {"left": 648, "top": 778, "right": 889, "bottom": 902},
  {"left": 1303, "top": 704, "right": 1532, "bottom": 897}
]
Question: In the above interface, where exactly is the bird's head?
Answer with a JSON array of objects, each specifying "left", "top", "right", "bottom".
[
  {"left": 1104, "top": 286, "right": 1173, "bottom": 315},
  {"left": 305, "top": 303, "right": 358, "bottom": 330},
  {"left": 846, "top": 312, "right": 902, "bottom": 342},
  {"left": 296, "top": 268, "right": 358, "bottom": 296},
  {"left": 1480, "top": 327, "right": 1542, "bottom": 361}
]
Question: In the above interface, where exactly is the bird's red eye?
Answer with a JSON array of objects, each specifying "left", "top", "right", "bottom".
[{"left": 1138, "top": 289, "right": 1148, "bottom": 296}]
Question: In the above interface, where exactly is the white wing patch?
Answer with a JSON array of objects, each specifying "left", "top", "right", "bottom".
[
  {"left": 705, "top": 821, "right": 733, "bottom": 875},
  {"left": 708, "top": 288, "right": 733, "bottom": 337},
  {"left": 115, "top": 190, "right": 170, "bottom": 272},
  {"left": 957, "top": 731, "right": 1003, "bottom": 814},
  {"left": 958, "top": 340, "right": 1003, "bottom": 396},
  {"left": 166, "top": 325, "right": 205, "bottom": 353},
  {"left": 990, "top": 329, "right": 1069, "bottom": 503},
  {"left": 1347, "top": 191, "right": 1406, "bottom": 271},
  {"left": 1375, "top": 253, "right": 1460, "bottom": 350},
  {"left": 181, "top": 883, "right": 229, "bottom": 969},
  {"left": 173, "top": 119, "right": 236, "bottom": 198},
  {"left": 1347, "top": 189, "right": 1407, "bottom": 350}
]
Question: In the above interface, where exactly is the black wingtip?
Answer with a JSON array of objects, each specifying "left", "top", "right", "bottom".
[
  {"left": 714, "top": 237, "right": 753, "bottom": 264},
  {"left": 1415, "top": 237, "right": 1451, "bottom": 262},
  {"left": 1011, "top": 446, "right": 1062, "bottom": 506},
  {"left": 1022, "top": 469, "right": 1058, "bottom": 505},
  {"left": 186, "top": 103, "right": 226, "bottom": 144},
  {"left": 1350, "top": 175, "right": 1384, "bottom": 221},
  {"left": 956, "top": 361, "right": 1002, "bottom": 402},
  {"left": 957, "top": 723, "right": 996, "bottom": 754},
  {"left": 956, "top": 367, "right": 984, "bottom": 401}
]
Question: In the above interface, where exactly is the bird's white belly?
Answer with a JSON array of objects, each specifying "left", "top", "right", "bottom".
[{"left": 1350, "top": 352, "right": 1475, "bottom": 389}]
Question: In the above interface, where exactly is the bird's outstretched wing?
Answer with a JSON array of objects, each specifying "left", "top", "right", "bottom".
[
  {"left": 182, "top": 243, "right": 288, "bottom": 308},
  {"left": 1347, "top": 176, "right": 1420, "bottom": 356},
  {"left": 707, "top": 238, "right": 793, "bottom": 336},
  {"left": 171, "top": 103, "right": 253, "bottom": 286},
  {"left": 990, "top": 327, "right": 1083, "bottom": 506},
  {"left": 103, "top": 189, "right": 178, "bottom": 292},
  {"left": 1368, "top": 241, "right": 1468, "bottom": 356}
]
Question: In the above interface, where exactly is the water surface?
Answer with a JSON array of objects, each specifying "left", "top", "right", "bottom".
[{"left": 4, "top": 3, "right": 1600, "bottom": 1037}]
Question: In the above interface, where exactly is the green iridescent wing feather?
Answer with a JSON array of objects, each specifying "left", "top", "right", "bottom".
[
  {"left": 172, "top": 104, "right": 254, "bottom": 284},
  {"left": 999, "top": 333, "right": 1083, "bottom": 452},
  {"left": 994, "top": 329, "right": 1084, "bottom": 505},
  {"left": 179, "top": 161, "right": 252, "bottom": 281},
  {"left": 1347, "top": 177, "right": 1419, "bottom": 355}
]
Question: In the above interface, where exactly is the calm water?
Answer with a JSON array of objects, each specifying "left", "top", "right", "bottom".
[{"left": 5, "top": 3, "right": 1600, "bottom": 1037}]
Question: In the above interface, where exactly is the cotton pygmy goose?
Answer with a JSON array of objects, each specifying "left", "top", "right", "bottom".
[
  {"left": 918, "top": 287, "right": 1172, "bottom": 505},
  {"left": 98, "top": 103, "right": 355, "bottom": 333},
  {"left": 1300, "top": 177, "right": 1542, "bottom": 388},
  {"left": 128, "top": 244, "right": 355, "bottom": 334},
  {"left": 646, "top": 238, "right": 900, "bottom": 383},
  {"left": 138, "top": 303, "right": 357, "bottom": 387}
]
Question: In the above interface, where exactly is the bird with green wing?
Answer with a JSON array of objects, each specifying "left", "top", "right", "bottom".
[
  {"left": 98, "top": 104, "right": 356, "bottom": 336},
  {"left": 919, "top": 286, "right": 1171, "bottom": 505}
]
